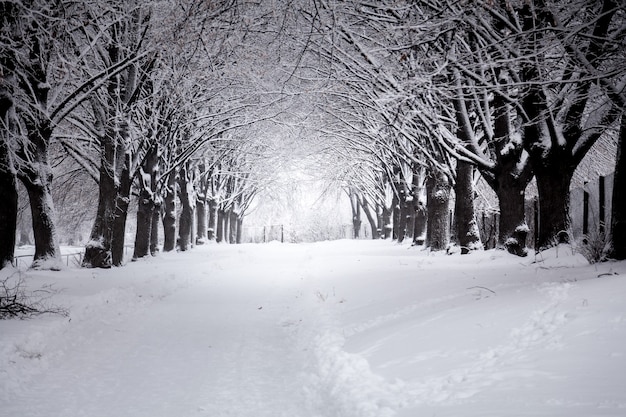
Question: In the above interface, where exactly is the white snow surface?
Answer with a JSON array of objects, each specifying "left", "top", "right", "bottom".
[{"left": 2, "top": 240, "right": 626, "bottom": 417}]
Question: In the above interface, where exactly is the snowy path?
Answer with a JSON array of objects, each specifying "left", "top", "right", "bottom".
[
  {"left": 2, "top": 245, "right": 318, "bottom": 417},
  {"left": 2, "top": 240, "right": 626, "bottom": 417}
]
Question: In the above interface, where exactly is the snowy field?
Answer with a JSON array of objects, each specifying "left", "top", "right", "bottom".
[{"left": 1, "top": 240, "right": 626, "bottom": 417}]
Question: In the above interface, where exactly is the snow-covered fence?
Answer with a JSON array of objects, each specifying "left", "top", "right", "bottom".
[
  {"left": 241, "top": 223, "right": 372, "bottom": 244},
  {"left": 12, "top": 251, "right": 84, "bottom": 270}
]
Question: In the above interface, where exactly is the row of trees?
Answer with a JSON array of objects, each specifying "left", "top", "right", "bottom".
[
  {"left": 299, "top": 0, "right": 625, "bottom": 258},
  {"left": 2, "top": 0, "right": 625, "bottom": 271},
  {"left": 0, "top": 0, "right": 294, "bottom": 270}
]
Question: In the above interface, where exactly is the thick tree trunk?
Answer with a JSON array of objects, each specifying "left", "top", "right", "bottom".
[
  {"left": 83, "top": 146, "right": 116, "bottom": 268},
  {"left": 150, "top": 204, "right": 160, "bottom": 255},
  {"left": 21, "top": 177, "right": 62, "bottom": 269},
  {"left": 360, "top": 196, "right": 379, "bottom": 239},
  {"left": 0, "top": 93, "right": 17, "bottom": 268},
  {"left": 610, "top": 115, "right": 626, "bottom": 260},
  {"left": 216, "top": 208, "right": 225, "bottom": 243},
  {"left": 178, "top": 163, "right": 194, "bottom": 251},
  {"left": 425, "top": 169, "right": 451, "bottom": 251},
  {"left": 494, "top": 178, "right": 529, "bottom": 256},
  {"left": 534, "top": 165, "right": 575, "bottom": 249},
  {"left": 196, "top": 197, "right": 207, "bottom": 244},
  {"left": 133, "top": 147, "right": 159, "bottom": 259},
  {"left": 0, "top": 153, "right": 17, "bottom": 269},
  {"left": 236, "top": 217, "right": 243, "bottom": 244},
  {"left": 454, "top": 161, "right": 482, "bottom": 254},
  {"left": 413, "top": 201, "right": 427, "bottom": 245},
  {"left": 392, "top": 192, "right": 400, "bottom": 241},
  {"left": 162, "top": 170, "right": 177, "bottom": 252},
  {"left": 133, "top": 195, "right": 154, "bottom": 260},
  {"left": 397, "top": 187, "right": 411, "bottom": 243},
  {"left": 348, "top": 191, "right": 362, "bottom": 239},
  {"left": 111, "top": 169, "right": 131, "bottom": 266},
  {"left": 207, "top": 198, "right": 217, "bottom": 241},
  {"left": 229, "top": 209, "right": 238, "bottom": 244},
  {"left": 382, "top": 206, "right": 392, "bottom": 239}
]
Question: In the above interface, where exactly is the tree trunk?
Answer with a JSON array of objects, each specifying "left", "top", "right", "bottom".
[
  {"left": 425, "top": 169, "right": 451, "bottom": 251},
  {"left": 360, "top": 196, "right": 379, "bottom": 239},
  {"left": 21, "top": 174, "right": 62, "bottom": 270},
  {"left": 392, "top": 191, "right": 400, "bottom": 241},
  {"left": 177, "top": 163, "right": 194, "bottom": 251},
  {"left": 150, "top": 204, "right": 160, "bottom": 256},
  {"left": 110, "top": 154, "right": 131, "bottom": 266},
  {"left": 207, "top": 198, "right": 217, "bottom": 240},
  {"left": 0, "top": 153, "right": 17, "bottom": 269},
  {"left": 493, "top": 178, "right": 529, "bottom": 256},
  {"left": 133, "top": 147, "right": 159, "bottom": 260},
  {"left": 413, "top": 201, "right": 427, "bottom": 245},
  {"left": 454, "top": 161, "right": 482, "bottom": 254},
  {"left": 610, "top": 115, "right": 626, "bottom": 260},
  {"left": 216, "top": 208, "right": 225, "bottom": 243},
  {"left": 382, "top": 205, "right": 392, "bottom": 239},
  {"left": 229, "top": 209, "right": 238, "bottom": 244},
  {"left": 0, "top": 92, "right": 17, "bottom": 269},
  {"left": 534, "top": 164, "right": 575, "bottom": 249},
  {"left": 162, "top": 170, "right": 177, "bottom": 252},
  {"left": 397, "top": 186, "right": 411, "bottom": 243},
  {"left": 196, "top": 197, "right": 207, "bottom": 244},
  {"left": 348, "top": 191, "right": 362, "bottom": 239},
  {"left": 83, "top": 139, "right": 116, "bottom": 268},
  {"left": 133, "top": 194, "right": 154, "bottom": 260},
  {"left": 236, "top": 216, "right": 243, "bottom": 244}
]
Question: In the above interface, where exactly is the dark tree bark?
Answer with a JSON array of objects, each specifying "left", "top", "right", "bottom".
[
  {"left": 196, "top": 198, "right": 207, "bottom": 244},
  {"left": 229, "top": 208, "right": 238, "bottom": 244},
  {"left": 207, "top": 198, "right": 217, "bottom": 241},
  {"left": 454, "top": 160, "right": 482, "bottom": 254},
  {"left": 195, "top": 163, "right": 208, "bottom": 244},
  {"left": 484, "top": 85, "right": 534, "bottom": 256},
  {"left": 425, "top": 169, "right": 451, "bottom": 251},
  {"left": 216, "top": 208, "right": 225, "bottom": 243},
  {"left": 111, "top": 158, "right": 131, "bottom": 266},
  {"left": 150, "top": 203, "right": 160, "bottom": 256},
  {"left": 236, "top": 216, "right": 244, "bottom": 244},
  {"left": 17, "top": 125, "right": 62, "bottom": 269},
  {"left": 348, "top": 189, "right": 362, "bottom": 239},
  {"left": 610, "top": 115, "right": 626, "bottom": 260},
  {"left": 0, "top": 98, "right": 17, "bottom": 268},
  {"left": 83, "top": 132, "right": 118, "bottom": 268},
  {"left": 0, "top": 165, "right": 18, "bottom": 269},
  {"left": 162, "top": 170, "right": 177, "bottom": 252},
  {"left": 382, "top": 205, "right": 392, "bottom": 239},
  {"left": 413, "top": 201, "right": 427, "bottom": 245},
  {"left": 360, "top": 196, "right": 379, "bottom": 239},
  {"left": 178, "top": 162, "right": 194, "bottom": 251},
  {"left": 133, "top": 146, "right": 159, "bottom": 260}
]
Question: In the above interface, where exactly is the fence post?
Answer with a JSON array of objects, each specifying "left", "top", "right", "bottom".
[
  {"left": 533, "top": 198, "right": 539, "bottom": 249},
  {"left": 599, "top": 176, "right": 606, "bottom": 234},
  {"left": 583, "top": 181, "right": 589, "bottom": 239}
]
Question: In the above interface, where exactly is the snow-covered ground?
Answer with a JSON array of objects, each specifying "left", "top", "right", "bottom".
[{"left": 1, "top": 240, "right": 626, "bottom": 416}]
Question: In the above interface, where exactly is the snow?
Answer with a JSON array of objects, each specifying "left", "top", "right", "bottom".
[{"left": 2, "top": 240, "right": 626, "bottom": 416}]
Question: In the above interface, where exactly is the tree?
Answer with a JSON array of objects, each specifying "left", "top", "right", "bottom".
[{"left": 611, "top": 116, "right": 626, "bottom": 259}]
